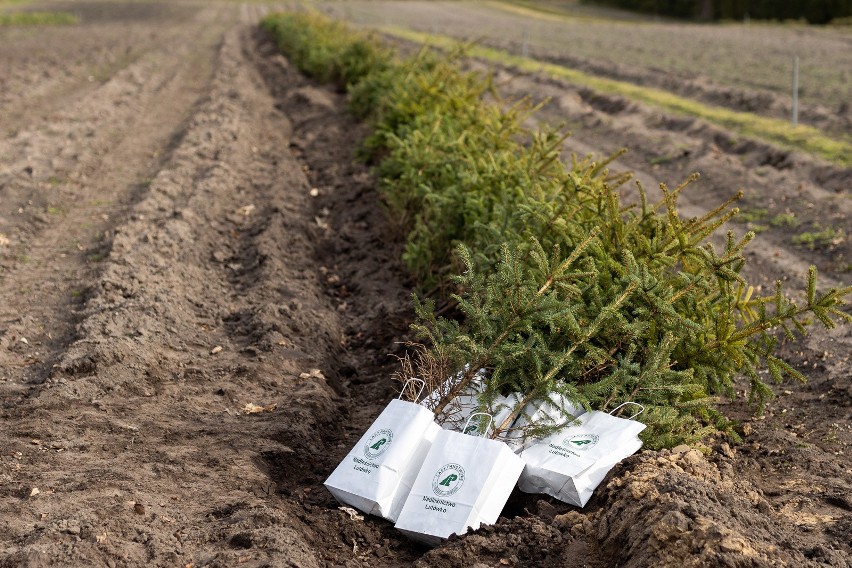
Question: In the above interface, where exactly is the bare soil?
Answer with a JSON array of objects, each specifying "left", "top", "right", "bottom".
[{"left": 1, "top": 2, "right": 850, "bottom": 568}]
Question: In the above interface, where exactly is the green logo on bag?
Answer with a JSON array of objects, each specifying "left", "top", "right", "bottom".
[
  {"left": 364, "top": 428, "right": 393, "bottom": 459},
  {"left": 432, "top": 463, "right": 465, "bottom": 497},
  {"left": 564, "top": 433, "right": 600, "bottom": 450}
]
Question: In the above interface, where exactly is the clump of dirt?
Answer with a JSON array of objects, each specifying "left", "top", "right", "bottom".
[
  {"left": 404, "top": 446, "right": 851, "bottom": 567},
  {"left": 416, "top": 515, "right": 576, "bottom": 568},
  {"left": 598, "top": 449, "right": 807, "bottom": 566}
]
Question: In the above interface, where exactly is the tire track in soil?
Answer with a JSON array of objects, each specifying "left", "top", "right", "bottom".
[
  {"left": 0, "top": 2, "right": 204, "bottom": 138},
  {"left": 0, "top": 3, "right": 231, "bottom": 396}
]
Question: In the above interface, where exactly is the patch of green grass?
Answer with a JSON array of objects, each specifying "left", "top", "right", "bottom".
[
  {"left": 792, "top": 226, "right": 846, "bottom": 250},
  {"left": 735, "top": 208, "right": 768, "bottom": 224},
  {"left": 85, "top": 198, "right": 114, "bottom": 208},
  {"left": 488, "top": 0, "right": 652, "bottom": 22},
  {"left": 486, "top": 0, "right": 596, "bottom": 22},
  {"left": 88, "top": 52, "right": 139, "bottom": 83},
  {"left": 733, "top": 207, "right": 772, "bottom": 233},
  {"left": 380, "top": 26, "right": 852, "bottom": 168},
  {"left": 769, "top": 212, "right": 798, "bottom": 228},
  {"left": 0, "top": 11, "right": 78, "bottom": 26}
]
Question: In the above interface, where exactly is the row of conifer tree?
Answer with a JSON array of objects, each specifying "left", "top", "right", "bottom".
[{"left": 262, "top": 12, "right": 850, "bottom": 448}]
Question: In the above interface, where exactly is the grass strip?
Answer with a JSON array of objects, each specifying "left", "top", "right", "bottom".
[
  {"left": 0, "top": 11, "right": 78, "bottom": 26},
  {"left": 484, "top": 0, "right": 621, "bottom": 23},
  {"left": 381, "top": 26, "right": 852, "bottom": 168}
]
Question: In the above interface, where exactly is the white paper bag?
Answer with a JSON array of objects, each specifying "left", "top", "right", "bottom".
[
  {"left": 324, "top": 381, "right": 441, "bottom": 522},
  {"left": 420, "top": 367, "right": 485, "bottom": 429},
  {"left": 448, "top": 390, "right": 519, "bottom": 438},
  {"left": 394, "top": 414, "right": 525, "bottom": 545},
  {"left": 504, "top": 393, "right": 587, "bottom": 453},
  {"left": 517, "top": 403, "right": 646, "bottom": 507},
  {"left": 420, "top": 368, "right": 516, "bottom": 436}
]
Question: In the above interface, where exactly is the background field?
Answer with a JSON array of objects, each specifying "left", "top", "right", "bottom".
[{"left": 324, "top": 0, "right": 852, "bottom": 139}]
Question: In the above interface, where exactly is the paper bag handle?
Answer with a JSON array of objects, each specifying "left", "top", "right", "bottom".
[
  {"left": 463, "top": 412, "right": 493, "bottom": 437},
  {"left": 610, "top": 402, "right": 645, "bottom": 420},
  {"left": 398, "top": 378, "right": 427, "bottom": 403}
]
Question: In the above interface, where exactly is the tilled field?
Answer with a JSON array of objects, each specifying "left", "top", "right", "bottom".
[{"left": 1, "top": 2, "right": 850, "bottom": 567}]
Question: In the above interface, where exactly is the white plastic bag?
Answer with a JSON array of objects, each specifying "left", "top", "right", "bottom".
[
  {"left": 324, "top": 380, "right": 441, "bottom": 522},
  {"left": 517, "top": 402, "right": 646, "bottom": 507},
  {"left": 394, "top": 414, "right": 525, "bottom": 545}
]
